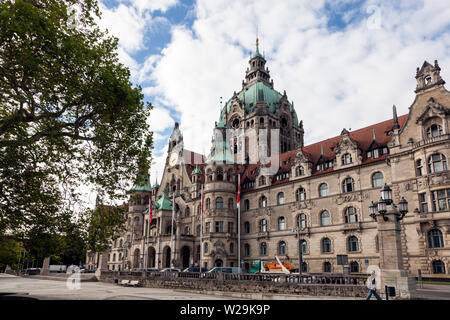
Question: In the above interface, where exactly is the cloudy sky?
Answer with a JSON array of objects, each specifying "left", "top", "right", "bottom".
[{"left": 95, "top": 0, "right": 450, "bottom": 187}]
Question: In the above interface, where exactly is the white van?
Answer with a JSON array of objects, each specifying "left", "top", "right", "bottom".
[{"left": 207, "top": 267, "right": 241, "bottom": 273}]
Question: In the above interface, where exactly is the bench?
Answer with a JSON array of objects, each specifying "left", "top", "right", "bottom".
[{"left": 119, "top": 279, "right": 130, "bottom": 286}]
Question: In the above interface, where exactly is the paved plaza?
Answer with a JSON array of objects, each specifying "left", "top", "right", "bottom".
[{"left": 0, "top": 274, "right": 449, "bottom": 300}]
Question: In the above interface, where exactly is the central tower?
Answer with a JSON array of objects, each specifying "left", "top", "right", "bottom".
[{"left": 216, "top": 39, "right": 304, "bottom": 164}]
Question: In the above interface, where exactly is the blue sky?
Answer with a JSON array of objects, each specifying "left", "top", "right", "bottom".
[{"left": 95, "top": 0, "right": 450, "bottom": 188}]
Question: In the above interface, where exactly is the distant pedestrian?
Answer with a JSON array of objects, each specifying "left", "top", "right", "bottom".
[{"left": 366, "top": 271, "right": 382, "bottom": 300}]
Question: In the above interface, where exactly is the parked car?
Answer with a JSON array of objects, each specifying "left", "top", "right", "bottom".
[
  {"left": 25, "top": 268, "right": 41, "bottom": 275},
  {"left": 160, "top": 268, "right": 181, "bottom": 273},
  {"left": 207, "top": 267, "right": 241, "bottom": 274},
  {"left": 139, "top": 268, "right": 159, "bottom": 272},
  {"left": 182, "top": 267, "right": 209, "bottom": 273}
]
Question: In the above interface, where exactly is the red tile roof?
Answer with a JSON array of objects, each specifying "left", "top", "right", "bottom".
[{"left": 182, "top": 115, "right": 408, "bottom": 190}]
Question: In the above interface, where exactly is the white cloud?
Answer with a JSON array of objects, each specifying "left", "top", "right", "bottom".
[
  {"left": 141, "top": 0, "right": 450, "bottom": 163},
  {"left": 148, "top": 106, "right": 175, "bottom": 132}
]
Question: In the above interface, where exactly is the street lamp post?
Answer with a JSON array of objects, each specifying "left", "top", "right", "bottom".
[
  {"left": 369, "top": 184, "right": 409, "bottom": 222},
  {"left": 368, "top": 183, "right": 416, "bottom": 299},
  {"left": 295, "top": 225, "right": 303, "bottom": 277}
]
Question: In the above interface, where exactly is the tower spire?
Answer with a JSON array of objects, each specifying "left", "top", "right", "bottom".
[{"left": 393, "top": 104, "right": 400, "bottom": 130}]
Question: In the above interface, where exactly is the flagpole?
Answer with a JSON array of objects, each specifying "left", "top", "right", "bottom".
[
  {"left": 237, "top": 174, "right": 241, "bottom": 273},
  {"left": 200, "top": 184, "right": 204, "bottom": 273},
  {"left": 171, "top": 192, "right": 175, "bottom": 269}
]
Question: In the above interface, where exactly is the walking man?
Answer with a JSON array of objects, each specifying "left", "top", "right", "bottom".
[{"left": 366, "top": 270, "right": 382, "bottom": 300}]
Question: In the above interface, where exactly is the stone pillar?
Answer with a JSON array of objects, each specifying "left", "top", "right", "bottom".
[
  {"left": 41, "top": 257, "right": 50, "bottom": 275},
  {"left": 95, "top": 251, "right": 110, "bottom": 280},
  {"left": 377, "top": 209, "right": 417, "bottom": 299}
]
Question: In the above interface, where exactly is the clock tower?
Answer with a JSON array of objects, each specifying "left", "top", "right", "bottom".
[{"left": 167, "top": 122, "right": 184, "bottom": 167}]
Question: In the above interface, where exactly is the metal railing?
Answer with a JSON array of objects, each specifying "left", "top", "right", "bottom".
[{"left": 109, "top": 271, "right": 368, "bottom": 286}]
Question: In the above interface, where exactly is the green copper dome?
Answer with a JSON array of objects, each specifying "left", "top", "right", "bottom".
[
  {"left": 132, "top": 174, "right": 152, "bottom": 192},
  {"left": 217, "top": 81, "right": 299, "bottom": 127},
  {"left": 153, "top": 188, "right": 173, "bottom": 211},
  {"left": 206, "top": 140, "right": 235, "bottom": 164},
  {"left": 192, "top": 167, "right": 202, "bottom": 175}
]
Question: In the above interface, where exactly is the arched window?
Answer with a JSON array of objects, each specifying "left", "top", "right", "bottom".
[
  {"left": 216, "top": 197, "right": 223, "bottom": 209},
  {"left": 372, "top": 172, "right": 384, "bottom": 188},
  {"left": 321, "top": 210, "right": 331, "bottom": 226},
  {"left": 296, "top": 187, "right": 306, "bottom": 201},
  {"left": 319, "top": 183, "right": 328, "bottom": 197},
  {"left": 300, "top": 240, "right": 307, "bottom": 254},
  {"left": 229, "top": 243, "right": 234, "bottom": 254},
  {"left": 278, "top": 241, "right": 287, "bottom": 255},
  {"left": 259, "top": 195, "right": 267, "bottom": 208},
  {"left": 204, "top": 243, "right": 208, "bottom": 253},
  {"left": 244, "top": 221, "right": 250, "bottom": 234},
  {"left": 342, "top": 177, "right": 355, "bottom": 193},
  {"left": 322, "top": 238, "right": 331, "bottom": 253},
  {"left": 197, "top": 205, "right": 201, "bottom": 215},
  {"left": 344, "top": 207, "right": 358, "bottom": 223},
  {"left": 206, "top": 198, "right": 211, "bottom": 210},
  {"left": 428, "top": 229, "right": 444, "bottom": 248},
  {"left": 228, "top": 198, "right": 233, "bottom": 209},
  {"left": 259, "top": 176, "right": 266, "bottom": 186},
  {"left": 260, "top": 242, "right": 267, "bottom": 256},
  {"left": 342, "top": 153, "right": 352, "bottom": 165},
  {"left": 278, "top": 216, "right": 286, "bottom": 230},
  {"left": 432, "top": 260, "right": 446, "bottom": 274},
  {"left": 323, "top": 262, "right": 332, "bottom": 272},
  {"left": 119, "top": 239, "right": 123, "bottom": 248},
  {"left": 277, "top": 192, "right": 285, "bottom": 205},
  {"left": 350, "top": 261, "right": 359, "bottom": 273},
  {"left": 216, "top": 168, "right": 223, "bottom": 181},
  {"left": 112, "top": 253, "right": 116, "bottom": 262},
  {"left": 348, "top": 236, "right": 359, "bottom": 252},
  {"left": 244, "top": 199, "right": 250, "bottom": 211},
  {"left": 184, "top": 226, "right": 190, "bottom": 235},
  {"left": 297, "top": 213, "right": 307, "bottom": 229},
  {"left": 259, "top": 219, "right": 267, "bottom": 232},
  {"left": 295, "top": 166, "right": 304, "bottom": 176},
  {"left": 428, "top": 154, "right": 447, "bottom": 173},
  {"left": 185, "top": 206, "right": 190, "bottom": 217},
  {"left": 416, "top": 159, "right": 423, "bottom": 177},
  {"left": 244, "top": 243, "right": 250, "bottom": 256},
  {"left": 426, "top": 124, "right": 443, "bottom": 138}
]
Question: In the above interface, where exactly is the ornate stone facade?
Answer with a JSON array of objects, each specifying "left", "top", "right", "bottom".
[{"left": 101, "top": 47, "right": 450, "bottom": 279}]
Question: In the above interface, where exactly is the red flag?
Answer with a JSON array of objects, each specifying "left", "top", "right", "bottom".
[{"left": 237, "top": 174, "right": 241, "bottom": 205}]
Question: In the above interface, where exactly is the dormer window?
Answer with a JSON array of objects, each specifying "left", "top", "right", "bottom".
[
  {"left": 367, "top": 147, "right": 388, "bottom": 159},
  {"left": 342, "top": 153, "right": 352, "bottom": 165},
  {"left": 295, "top": 166, "right": 304, "bottom": 177},
  {"left": 276, "top": 172, "right": 289, "bottom": 181},
  {"left": 426, "top": 124, "right": 443, "bottom": 139},
  {"left": 316, "top": 160, "right": 333, "bottom": 171}
]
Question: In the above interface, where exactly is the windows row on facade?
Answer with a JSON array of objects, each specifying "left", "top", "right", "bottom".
[{"left": 242, "top": 171, "right": 386, "bottom": 211}]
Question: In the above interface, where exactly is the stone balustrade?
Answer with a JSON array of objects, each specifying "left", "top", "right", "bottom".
[{"left": 100, "top": 271, "right": 368, "bottom": 297}]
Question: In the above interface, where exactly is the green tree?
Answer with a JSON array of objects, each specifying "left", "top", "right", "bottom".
[
  {"left": 0, "top": 238, "right": 26, "bottom": 270},
  {"left": 0, "top": 0, "right": 153, "bottom": 237},
  {"left": 84, "top": 203, "right": 127, "bottom": 267}
]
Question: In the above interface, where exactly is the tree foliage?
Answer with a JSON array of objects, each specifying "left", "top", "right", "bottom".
[
  {"left": 0, "top": 0, "right": 153, "bottom": 237},
  {"left": 84, "top": 204, "right": 127, "bottom": 254}
]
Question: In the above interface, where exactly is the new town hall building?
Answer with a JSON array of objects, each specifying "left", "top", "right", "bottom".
[{"left": 87, "top": 42, "right": 450, "bottom": 278}]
